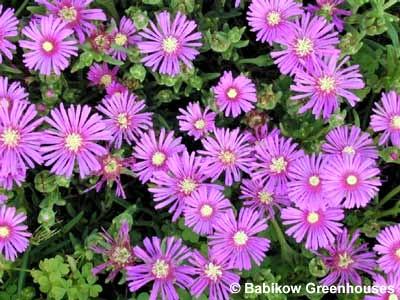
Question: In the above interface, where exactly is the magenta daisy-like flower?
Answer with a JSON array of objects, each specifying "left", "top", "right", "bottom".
[
  {"left": 247, "top": 0, "right": 302, "bottom": 45},
  {"left": 184, "top": 186, "right": 232, "bottom": 235},
  {"left": 97, "top": 91, "right": 153, "bottom": 149},
  {"left": 177, "top": 102, "right": 216, "bottom": 140},
  {"left": 306, "top": 0, "right": 351, "bottom": 32},
  {"left": 0, "top": 195, "right": 7, "bottom": 205},
  {"left": 19, "top": 15, "right": 78, "bottom": 75},
  {"left": 374, "top": 224, "right": 400, "bottom": 274},
  {"left": 126, "top": 237, "right": 193, "bottom": 300},
  {"left": 240, "top": 178, "right": 289, "bottom": 219},
  {"left": 41, "top": 103, "right": 112, "bottom": 178},
  {"left": 245, "top": 124, "right": 281, "bottom": 145},
  {"left": 105, "top": 82, "right": 128, "bottom": 97},
  {"left": 318, "top": 229, "right": 376, "bottom": 285},
  {"left": 132, "top": 128, "right": 186, "bottom": 183},
  {"left": 0, "top": 5, "right": 18, "bottom": 63},
  {"left": 0, "top": 76, "right": 29, "bottom": 109},
  {"left": 110, "top": 16, "right": 140, "bottom": 61},
  {"left": 91, "top": 221, "right": 135, "bottom": 281},
  {"left": 213, "top": 71, "right": 257, "bottom": 118},
  {"left": 189, "top": 249, "right": 240, "bottom": 300},
  {"left": 322, "top": 125, "right": 378, "bottom": 160},
  {"left": 87, "top": 63, "right": 119, "bottom": 88},
  {"left": 271, "top": 13, "right": 339, "bottom": 75},
  {"left": 198, "top": 127, "right": 254, "bottom": 186},
  {"left": 370, "top": 91, "right": 400, "bottom": 147},
  {"left": 252, "top": 134, "right": 303, "bottom": 194},
  {"left": 320, "top": 154, "right": 381, "bottom": 208},
  {"left": 281, "top": 206, "right": 344, "bottom": 250},
  {"left": 0, "top": 205, "right": 31, "bottom": 261},
  {"left": 35, "top": 0, "right": 107, "bottom": 43},
  {"left": 138, "top": 11, "right": 202, "bottom": 76},
  {"left": 365, "top": 273, "right": 400, "bottom": 300},
  {"left": 0, "top": 164, "right": 26, "bottom": 190},
  {"left": 290, "top": 55, "right": 364, "bottom": 119},
  {"left": 208, "top": 208, "right": 270, "bottom": 270}
]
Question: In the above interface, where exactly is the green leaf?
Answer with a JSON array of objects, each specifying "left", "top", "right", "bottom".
[
  {"left": 34, "top": 171, "right": 58, "bottom": 193},
  {"left": 95, "top": 0, "right": 119, "bottom": 21},
  {"left": 238, "top": 55, "right": 273, "bottom": 67}
]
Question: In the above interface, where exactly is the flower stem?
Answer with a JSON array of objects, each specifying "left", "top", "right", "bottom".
[
  {"left": 271, "top": 218, "right": 298, "bottom": 265},
  {"left": 377, "top": 185, "right": 400, "bottom": 208}
]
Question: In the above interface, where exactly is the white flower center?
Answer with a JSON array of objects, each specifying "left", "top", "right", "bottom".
[
  {"left": 391, "top": 115, "right": 400, "bottom": 130},
  {"left": 342, "top": 146, "right": 355, "bottom": 155},
  {"left": 162, "top": 36, "right": 179, "bottom": 54},
  {"left": 308, "top": 175, "right": 320, "bottom": 187},
  {"left": 219, "top": 150, "right": 236, "bottom": 165},
  {"left": 338, "top": 252, "right": 354, "bottom": 269},
  {"left": 65, "top": 133, "right": 83, "bottom": 152},
  {"left": 266, "top": 11, "right": 281, "bottom": 26},
  {"left": 1, "top": 128, "right": 20, "bottom": 148},
  {"left": 42, "top": 41, "right": 54, "bottom": 52},
  {"left": 389, "top": 294, "right": 399, "bottom": 300},
  {"left": 200, "top": 204, "right": 213, "bottom": 217},
  {"left": 295, "top": 37, "right": 313, "bottom": 57},
  {"left": 152, "top": 151, "right": 166, "bottom": 167},
  {"left": 204, "top": 262, "right": 222, "bottom": 281},
  {"left": 270, "top": 156, "right": 287, "bottom": 173},
  {"left": 152, "top": 259, "right": 170, "bottom": 279},
  {"left": 318, "top": 76, "right": 336, "bottom": 93},
  {"left": 111, "top": 246, "right": 131, "bottom": 265},
  {"left": 307, "top": 212, "right": 320, "bottom": 224},
  {"left": 117, "top": 113, "right": 129, "bottom": 129},
  {"left": 58, "top": 6, "right": 77, "bottom": 22},
  {"left": 346, "top": 174, "right": 358, "bottom": 186},
  {"left": 0, "top": 225, "right": 10, "bottom": 239},
  {"left": 100, "top": 74, "right": 112, "bottom": 87},
  {"left": 233, "top": 230, "right": 248, "bottom": 246},
  {"left": 103, "top": 157, "right": 120, "bottom": 174},
  {"left": 258, "top": 191, "right": 273, "bottom": 204},
  {"left": 226, "top": 88, "right": 238, "bottom": 99},
  {"left": 179, "top": 178, "right": 197, "bottom": 195},
  {"left": 194, "top": 119, "right": 206, "bottom": 130},
  {"left": 115, "top": 33, "right": 128, "bottom": 46}
]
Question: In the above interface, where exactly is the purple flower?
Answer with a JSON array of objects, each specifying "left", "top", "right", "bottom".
[
  {"left": 97, "top": 91, "right": 153, "bottom": 149},
  {"left": 306, "top": 0, "right": 351, "bottom": 32},
  {"left": 271, "top": 13, "right": 339, "bottom": 75},
  {"left": 132, "top": 128, "right": 186, "bottom": 183},
  {"left": 105, "top": 82, "right": 128, "bottom": 97},
  {"left": 177, "top": 102, "right": 216, "bottom": 140},
  {"left": 0, "top": 5, "right": 18, "bottom": 63},
  {"left": 240, "top": 178, "right": 289, "bottom": 219},
  {"left": 19, "top": 15, "right": 78, "bottom": 75},
  {"left": 35, "top": 0, "right": 107, "bottom": 43},
  {"left": 213, "top": 71, "right": 257, "bottom": 117},
  {"left": 291, "top": 55, "right": 364, "bottom": 119},
  {"left": 138, "top": 11, "right": 202, "bottom": 76},
  {"left": 91, "top": 221, "right": 135, "bottom": 281},
  {"left": 126, "top": 237, "right": 193, "bottom": 300},
  {"left": 0, "top": 195, "right": 7, "bottom": 205},
  {"left": 245, "top": 123, "right": 281, "bottom": 145},
  {"left": 281, "top": 206, "right": 344, "bottom": 250},
  {"left": 184, "top": 186, "right": 232, "bottom": 235},
  {"left": 0, "top": 205, "right": 31, "bottom": 261},
  {"left": 322, "top": 125, "right": 378, "bottom": 160},
  {"left": 287, "top": 154, "right": 327, "bottom": 210},
  {"left": 318, "top": 229, "right": 376, "bottom": 285},
  {"left": 87, "top": 63, "right": 119, "bottom": 87},
  {"left": 189, "top": 250, "right": 240, "bottom": 300},
  {"left": 252, "top": 134, "right": 303, "bottom": 194},
  {"left": 371, "top": 91, "right": 400, "bottom": 147},
  {"left": 110, "top": 16, "right": 140, "bottom": 61},
  {"left": 247, "top": 0, "right": 302, "bottom": 45},
  {"left": 208, "top": 208, "right": 270, "bottom": 270},
  {"left": 198, "top": 128, "right": 254, "bottom": 186},
  {"left": 0, "top": 165, "right": 26, "bottom": 190},
  {"left": 42, "top": 103, "right": 112, "bottom": 178},
  {"left": 321, "top": 154, "right": 381, "bottom": 208},
  {"left": 0, "top": 76, "right": 29, "bottom": 109},
  {"left": 235, "top": 0, "right": 241, "bottom": 7},
  {"left": 365, "top": 272, "right": 400, "bottom": 300},
  {"left": 374, "top": 224, "right": 400, "bottom": 274}
]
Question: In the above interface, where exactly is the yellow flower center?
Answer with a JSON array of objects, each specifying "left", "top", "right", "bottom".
[
  {"left": 194, "top": 119, "right": 206, "bottom": 130},
  {"left": 162, "top": 36, "right": 179, "bottom": 54},
  {"left": 266, "top": 11, "right": 281, "bottom": 26},
  {"left": 226, "top": 88, "right": 238, "bottom": 99},
  {"left": 103, "top": 157, "right": 120, "bottom": 174},
  {"left": 58, "top": 6, "right": 77, "bottom": 22},
  {"left": 179, "top": 178, "right": 197, "bottom": 195},
  {"left": 346, "top": 175, "right": 358, "bottom": 186},
  {"left": 100, "top": 74, "right": 112, "bottom": 87},
  {"left": 42, "top": 41, "right": 54, "bottom": 52},
  {"left": 0, "top": 225, "right": 10, "bottom": 238},
  {"left": 200, "top": 204, "right": 213, "bottom": 217},
  {"left": 1, "top": 128, "right": 20, "bottom": 148},
  {"left": 258, "top": 191, "right": 273, "bottom": 204},
  {"left": 308, "top": 175, "right": 320, "bottom": 187},
  {"left": 111, "top": 246, "right": 131, "bottom": 265},
  {"left": 65, "top": 133, "right": 83, "bottom": 152},
  {"left": 295, "top": 37, "right": 313, "bottom": 57},
  {"left": 152, "top": 259, "right": 170, "bottom": 279},
  {"left": 307, "top": 212, "right": 320, "bottom": 224},
  {"left": 117, "top": 113, "right": 129, "bottom": 129},
  {"left": 204, "top": 263, "right": 222, "bottom": 281},
  {"left": 318, "top": 76, "right": 336, "bottom": 93},
  {"left": 115, "top": 33, "right": 128, "bottom": 46},
  {"left": 270, "top": 156, "right": 287, "bottom": 173},
  {"left": 233, "top": 230, "right": 248, "bottom": 246},
  {"left": 389, "top": 294, "right": 399, "bottom": 300},
  {"left": 342, "top": 145, "right": 355, "bottom": 155},
  {"left": 395, "top": 248, "right": 400, "bottom": 259},
  {"left": 338, "top": 252, "right": 354, "bottom": 269},
  {"left": 391, "top": 115, "right": 400, "bottom": 130},
  {"left": 94, "top": 34, "right": 108, "bottom": 48},
  {"left": 322, "top": 4, "right": 334, "bottom": 15},
  {"left": 219, "top": 150, "right": 236, "bottom": 165},
  {"left": 152, "top": 151, "right": 166, "bottom": 167}
]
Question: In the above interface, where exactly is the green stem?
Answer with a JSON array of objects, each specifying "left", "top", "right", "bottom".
[
  {"left": 17, "top": 248, "right": 30, "bottom": 294},
  {"left": 377, "top": 185, "right": 400, "bottom": 208},
  {"left": 15, "top": 0, "right": 29, "bottom": 17},
  {"left": 271, "top": 218, "right": 298, "bottom": 265}
]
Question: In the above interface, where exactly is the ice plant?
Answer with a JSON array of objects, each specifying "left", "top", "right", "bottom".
[
  {"left": 365, "top": 273, "right": 400, "bottom": 300},
  {"left": 374, "top": 224, "right": 400, "bottom": 274},
  {"left": 184, "top": 186, "right": 232, "bottom": 235},
  {"left": 126, "top": 237, "right": 193, "bottom": 300},
  {"left": 213, "top": 71, "right": 257, "bottom": 118},
  {"left": 138, "top": 11, "right": 202, "bottom": 76},
  {"left": 252, "top": 134, "right": 303, "bottom": 194},
  {"left": 35, "top": 0, "right": 106, "bottom": 43},
  {"left": 189, "top": 250, "right": 240, "bottom": 300},
  {"left": 97, "top": 91, "right": 153, "bottom": 149},
  {"left": 208, "top": 208, "right": 270, "bottom": 270},
  {"left": 370, "top": 91, "right": 400, "bottom": 147},
  {"left": 322, "top": 125, "right": 378, "bottom": 160},
  {"left": 198, "top": 127, "right": 254, "bottom": 186},
  {"left": 105, "top": 82, "right": 128, "bottom": 97},
  {"left": 321, "top": 154, "right": 381, "bottom": 208},
  {"left": 0, "top": 77, "right": 29, "bottom": 110},
  {"left": 247, "top": 0, "right": 302, "bottom": 45},
  {"left": 19, "top": 15, "right": 78, "bottom": 75},
  {"left": 87, "top": 63, "right": 119, "bottom": 87},
  {"left": 271, "top": 13, "right": 339, "bottom": 75},
  {"left": 177, "top": 102, "right": 216, "bottom": 140},
  {"left": 245, "top": 124, "right": 281, "bottom": 145},
  {"left": 318, "top": 229, "right": 376, "bottom": 285},
  {"left": 290, "top": 55, "right": 364, "bottom": 119},
  {"left": 110, "top": 16, "right": 140, "bottom": 61},
  {"left": 0, "top": 5, "right": 18, "bottom": 63},
  {"left": 132, "top": 128, "right": 186, "bottom": 183},
  {"left": 91, "top": 221, "right": 135, "bottom": 281},
  {"left": 306, "top": 0, "right": 351, "bottom": 32},
  {"left": 0, "top": 165, "right": 26, "bottom": 190},
  {"left": 41, "top": 103, "right": 112, "bottom": 178},
  {"left": 281, "top": 206, "right": 344, "bottom": 250},
  {"left": 0, "top": 205, "right": 31, "bottom": 261}
]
